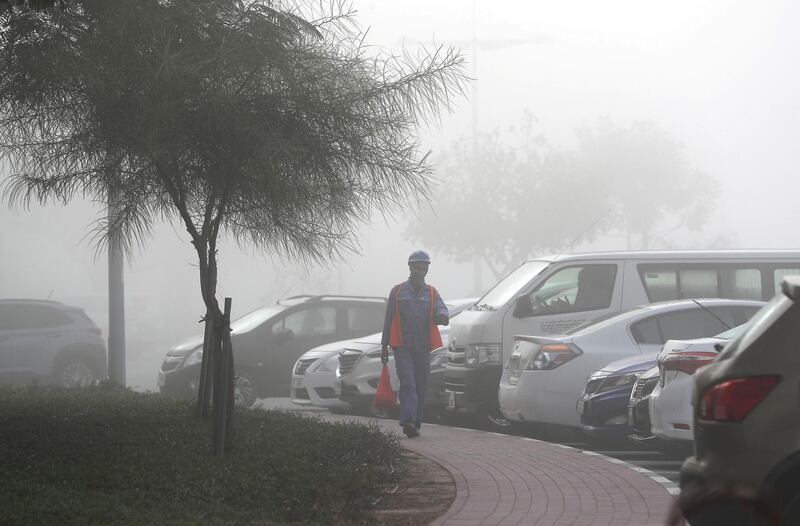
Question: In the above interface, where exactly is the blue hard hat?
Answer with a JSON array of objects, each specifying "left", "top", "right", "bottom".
[{"left": 408, "top": 250, "right": 431, "bottom": 264}]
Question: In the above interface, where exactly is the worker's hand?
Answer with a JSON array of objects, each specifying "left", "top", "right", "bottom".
[{"left": 381, "top": 345, "right": 389, "bottom": 365}]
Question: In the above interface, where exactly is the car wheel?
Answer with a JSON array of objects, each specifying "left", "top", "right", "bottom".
[
  {"left": 57, "top": 359, "right": 96, "bottom": 387},
  {"left": 233, "top": 371, "right": 258, "bottom": 408}
]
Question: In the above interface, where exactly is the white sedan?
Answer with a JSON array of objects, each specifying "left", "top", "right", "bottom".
[
  {"left": 649, "top": 322, "right": 751, "bottom": 444},
  {"left": 290, "top": 339, "right": 354, "bottom": 410}
]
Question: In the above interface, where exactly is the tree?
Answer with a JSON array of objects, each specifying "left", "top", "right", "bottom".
[
  {"left": 407, "top": 118, "right": 718, "bottom": 286},
  {"left": 0, "top": 0, "right": 466, "bottom": 453},
  {"left": 574, "top": 120, "right": 719, "bottom": 249},
  {"left": 406, "top": 116, "right": 611, "bottom": 282}
]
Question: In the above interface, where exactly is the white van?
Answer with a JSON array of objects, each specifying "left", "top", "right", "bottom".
[{"left": 444, "top": 250, "right": 800, "bottom": 424}]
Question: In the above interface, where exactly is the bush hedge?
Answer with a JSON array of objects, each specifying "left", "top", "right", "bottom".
[{"left": 0, "top": 382, "right": 401, "bottom": 525}]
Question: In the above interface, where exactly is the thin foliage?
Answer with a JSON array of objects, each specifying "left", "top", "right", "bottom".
[{"left": 0, "top": 0, "right": 467, "bottom": 310}]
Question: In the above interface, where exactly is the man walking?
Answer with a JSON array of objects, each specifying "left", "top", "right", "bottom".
[{"left": 381, "top": 250, "right": 449, "bottom": 438}]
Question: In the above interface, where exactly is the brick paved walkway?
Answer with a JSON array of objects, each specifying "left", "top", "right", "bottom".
[{"left": 324, "top": 414, "right": 676, "bottom": 525}]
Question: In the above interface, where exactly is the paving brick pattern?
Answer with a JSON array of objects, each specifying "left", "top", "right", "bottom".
[{"left": 324, "top": 414, "right": 676, "bottom": 525}]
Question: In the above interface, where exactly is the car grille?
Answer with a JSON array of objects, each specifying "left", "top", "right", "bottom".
[
  {"left": 630, "top": 398, "right": 652, "bottom": 436},
  {"left": 447, "top": 345, "right": 465, "bottom": 365},
  {"left": 445, "top": 376, "right": 465, "bottom": 394},
  {"left": 338, "top": 350, "right": 362, "bottom": 376},
  {"left": 314, "top": 387, "right": 336, "bottom": 399},
  {"left": 631, "top": 376, "right": 658, "bottom": 402},
  {"left": 294, "top": 358, "right": 317, "bottom": 375},
  {"left": 584, "top": 377, "right": 604, "bottom": 396}
]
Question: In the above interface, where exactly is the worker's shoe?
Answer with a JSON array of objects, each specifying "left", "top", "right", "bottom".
[{"left": 402, "top": 423, "right": 420, "bottom": 438}]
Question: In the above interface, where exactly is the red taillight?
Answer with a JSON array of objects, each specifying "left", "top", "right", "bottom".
[
  {"left": 662, "top": 351, "right": 717, "bottom": 375},
  {"left": 699, "top": 376, "right": 781, "bottom": 422}
]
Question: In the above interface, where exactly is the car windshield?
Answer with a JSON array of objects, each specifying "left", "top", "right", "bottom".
[
  {"left": 714, "top": 322, "right": 750, "bottom": 340},
  {"left": 475, "top": 261, "right": 551, "bottom": 309},
  {"left": 230, "top": 305, "right": 287, "bottom": 333}
]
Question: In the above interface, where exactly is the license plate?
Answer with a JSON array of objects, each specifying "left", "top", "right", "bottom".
[
  {"left": 576, "top": 398, "right": 584, "bottom": 415},
  {"left": 157, "top": 371, "right": 166, "bottom": 387},
  {"left": 292, "top": 377, "right": 304, "bottom": 388},
  {"left": 334, "top": 378, "right": 342, "bottom": 396},
  {"left": 448, "top": 391, "right": 456, "bottom": 409}
]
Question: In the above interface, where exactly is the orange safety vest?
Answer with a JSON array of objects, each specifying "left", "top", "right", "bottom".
[{"left": 388, "top": 283, "right": 444, "bottom": 351}]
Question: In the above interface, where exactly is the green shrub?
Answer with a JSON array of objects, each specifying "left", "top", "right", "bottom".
[{"left": 0, "top": 382, "right": 401, "bottom": 525}]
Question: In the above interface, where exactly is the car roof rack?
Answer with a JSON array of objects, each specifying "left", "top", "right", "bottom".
[{"left": 278, "top": 294, "right": 386, "bottom": 305}]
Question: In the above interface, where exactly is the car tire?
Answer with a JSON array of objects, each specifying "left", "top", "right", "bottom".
[
  {"left": 233, "top": 371, "right": 259, "bottom": 408},
  {"left": 54, "top": 356, "right": 97, "bottom": 387}
]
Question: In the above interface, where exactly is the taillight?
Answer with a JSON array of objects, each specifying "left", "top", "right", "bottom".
[
  {"left": 526, "top": 343, "right": 581, "bottom": 371},
  {"left": 662, "top": 351, "right": 717, "bottom": 375},
  {"left": 699, "top": 376, "right": 780, "bottom": 422}
]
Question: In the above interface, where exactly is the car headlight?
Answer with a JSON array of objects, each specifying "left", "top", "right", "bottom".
[
  {"left": 182, "top": 346, "right": 204, "bottom": 367},
  {"left": 595, "top": 371, "right": 642, "bottom": 394},
  {"left": 464, "top": 344, "right": 501, "bottom": 367},
  {"left": 430, "top": 346, "right": 447, "bottom": 368},
  {"left": 314, "top": 355, "right": 339, "bottom": 373},
  {"left": 524, "top": 343, "right": 581, "bottom": 371}
]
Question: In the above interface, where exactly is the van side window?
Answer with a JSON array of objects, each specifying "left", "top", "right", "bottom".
[
  {"left": 639, "top": 265, "right": 762, "bottom": 301},
  {"left": 641, "top": 270, "right": 678, "bottom": 302},
  {"left": 720, "top": 269, "right": 762, "bottom": 300},
  {"left": 680, "top": 270, "right": 718, "bottom": 298},
  {"left": 526, "top": 265, "right": 616, "bottom": 316}
]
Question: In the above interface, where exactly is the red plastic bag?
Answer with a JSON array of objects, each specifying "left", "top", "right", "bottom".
[{"left": 373, "top": 364, "right": 397, "bottom": 410}]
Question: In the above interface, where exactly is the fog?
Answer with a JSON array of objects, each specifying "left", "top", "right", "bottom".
[{"left": 2, "top": 0, "right": 798, "bottom": 390}]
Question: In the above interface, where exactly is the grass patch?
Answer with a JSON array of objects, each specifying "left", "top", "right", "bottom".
[{"left": 0, "top": 382, "right": 401, "bottom": 525}]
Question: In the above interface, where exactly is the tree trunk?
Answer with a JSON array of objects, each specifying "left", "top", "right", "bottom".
[
  {"left": 196, "top": 308, "right": 215, "bottom": 419},
  {"left": 212, "top": 297, "right": 234, "bottom": 456}
]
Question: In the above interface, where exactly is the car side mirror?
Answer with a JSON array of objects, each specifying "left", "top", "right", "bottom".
[
  {"left": 713, "top": 342, "right": 725, "bottom": 353},
  {"left": 513, "top": 295, "right": 534, "bottom": 318},
  {"left": 273, "top": 328, "right": 294, "bottom": 345}
]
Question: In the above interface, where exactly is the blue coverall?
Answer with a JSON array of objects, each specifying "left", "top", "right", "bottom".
[{"left": 381, "top": 281, "right": 449, "bottom": 428}]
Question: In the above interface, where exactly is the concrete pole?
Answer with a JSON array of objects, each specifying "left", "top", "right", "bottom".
[
  {"left": 471, "top": 0, "right": 484, "bottom": 297},
  {"left": 108, "top": 195, "right": 126, "bottom": 385}
]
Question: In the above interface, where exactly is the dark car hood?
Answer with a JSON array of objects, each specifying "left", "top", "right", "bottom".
[{"left": 597, "top": 351, "right": 660, "bottom": 375}]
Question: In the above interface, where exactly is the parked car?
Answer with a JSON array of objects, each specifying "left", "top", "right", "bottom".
[
  {"left": 446, "top": 250, "right": 800, "bottom": 425},
  {"left": 680, "top": 276, "right": 800, "bottom": 523},
  {"left": 579, "top": 353, "right": 658, "bottom": 440},
  {"left": 499, "top": 298, "right": 763, "bottom": 432},
  {"left": 158, "top": 295, "right": 386, "bottom": 407},
  {"left": 648, "top": 322, "right": 752, "bottom": 447},
  {"left": 334, "top": 298, "right": 477, "bottom": 416},
  {"left": 0, "top": 299, "right": 107, "bottom": 387},
  {"left": 582, "top": 311, "right": 760, "bottom": 442},
  {"left": 627, "top": 365, "right": 661, "bottom": 444},
  {"left": 290, "top": 338, "right": 354, "bottom": 410}
]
